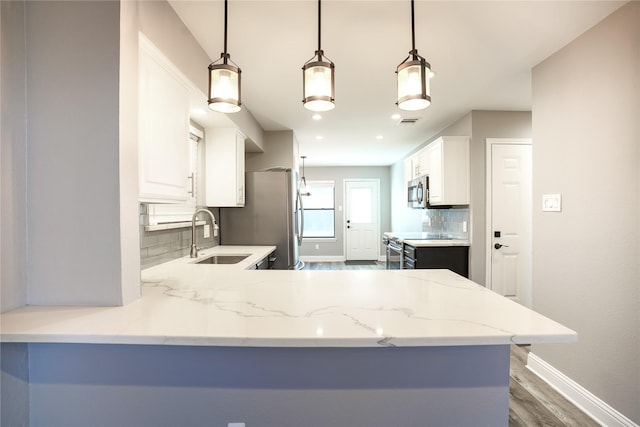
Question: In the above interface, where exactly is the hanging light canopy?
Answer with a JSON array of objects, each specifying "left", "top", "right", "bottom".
[
  {"left": 299, "top": 156, "right": 311, "bottom": 196},
  {"left": 208, "top": 0, "right": 241, "bottom": 113},
  {"left": 302, "top": 0, "right": 335, "bottom": 112},
  {"left": 396, "top": 0, "right": 431, "bottom": 111}
]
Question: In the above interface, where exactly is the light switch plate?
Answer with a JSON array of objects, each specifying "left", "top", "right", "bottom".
[{"left": 542, "top": 194, "right": 562, "bottom": 212}]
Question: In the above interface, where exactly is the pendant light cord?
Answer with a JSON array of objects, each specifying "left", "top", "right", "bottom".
[
  {"left": 317, "top": 0, "right": 322, "bottom": 54},
  {"left": 223, "top": 0, "right": 228, "bottom": 61},
  {"left": 410, "top": 0, "right": 416, "bottom": 56}
]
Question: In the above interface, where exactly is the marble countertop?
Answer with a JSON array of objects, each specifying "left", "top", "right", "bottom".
[
  {"left": 1, "top": 247, "right": 576, "bottom": 347},
  {"left": 384, "top": 232, "right": 470, "bottom": 247}
]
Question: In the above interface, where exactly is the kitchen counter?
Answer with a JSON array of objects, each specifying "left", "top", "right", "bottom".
[
  {"left": 1, "top": 253, "right": 576, "bottom": 427},
  {"left": 1, "top": 258, "right": 573, "bottom": 347},
  {"left": 384, "top": 231, "right": 470, "bottom": 247}
]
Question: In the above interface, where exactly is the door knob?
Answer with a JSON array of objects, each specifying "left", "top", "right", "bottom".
[{"left": 494, "top": 243, "right": 509, "bottom": 250}]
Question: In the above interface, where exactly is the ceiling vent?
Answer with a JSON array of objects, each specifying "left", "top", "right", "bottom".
[{"left": 397, "top": 117, "right": 420, "bottom": 125}]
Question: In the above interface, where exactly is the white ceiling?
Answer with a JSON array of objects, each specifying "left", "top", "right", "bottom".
[{"left": 169, "top": 0, "right": 623, "bottom": 166}]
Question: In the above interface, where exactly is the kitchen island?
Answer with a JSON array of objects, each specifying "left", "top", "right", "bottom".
[{"left": 1, "top": 247, "right": 576, "bottom": 427}]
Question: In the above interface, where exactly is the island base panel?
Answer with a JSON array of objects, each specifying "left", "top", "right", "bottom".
[{"left": 8, "top": 343, "right": 513, "bottom": 427}]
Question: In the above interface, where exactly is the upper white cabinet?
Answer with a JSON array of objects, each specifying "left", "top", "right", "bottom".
[
  {"left": 414, "top": 149, "right": 429, "bottom": 179},
  {"left": 405, "top": 145, "right": 430, "bottom": 181},
  {"left": 138, "top": 36, "right": 190, "bottom": 203},
  {"left": 205, "top": 128, "right": 246, "bottom": 207},
  {"left": 404, "top": 157, "right": 414, "bottom": 183},
  {"left": 426, "top": 136, "right": 469, "bottom": 206}
]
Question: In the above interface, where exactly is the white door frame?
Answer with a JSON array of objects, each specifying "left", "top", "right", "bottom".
[
  {"left": 485, "top": 138, "right": 532, "bottom": 292},
  {"left": 343, "top": 179, "right": 381, "bottom": 261}
]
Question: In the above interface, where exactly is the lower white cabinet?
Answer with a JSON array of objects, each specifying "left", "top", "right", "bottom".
[
  {"left": 426, "top": 136, "right": 469, "bottom": 206},
  {"left": 205, "top": 128, "right": 245, "bottom": 207}
]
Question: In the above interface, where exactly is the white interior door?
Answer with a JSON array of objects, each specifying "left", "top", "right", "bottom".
[
  {"left": 345, "top": 180, "right": 379, "bottom": 261},
  {"left": 486, "top": 140, "right": 532, "bottom": 307}
]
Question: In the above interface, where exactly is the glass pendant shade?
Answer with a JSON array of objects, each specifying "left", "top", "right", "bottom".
[
  {"left": 303, "top": 57, "right": 335, "bottom": 112},
  {"left": 208, "top": 62, "right": 241, "bottom": 113},
  {"left": 397, "top": 58, "right": 431, "bottom": 111}
]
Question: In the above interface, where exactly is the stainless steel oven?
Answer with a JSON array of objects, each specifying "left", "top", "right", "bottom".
[{"left": 383, "top": 235, "right": 403, "bottom": 270}]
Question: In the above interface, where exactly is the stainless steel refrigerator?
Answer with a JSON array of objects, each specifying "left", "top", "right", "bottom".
[{"left": 219, "top": 168, "right": 304, "bottom": 270}]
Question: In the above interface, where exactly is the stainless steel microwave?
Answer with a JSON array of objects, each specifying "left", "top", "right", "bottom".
[{"left": 407, "top": 175, "right": 428, "bottom": 208}]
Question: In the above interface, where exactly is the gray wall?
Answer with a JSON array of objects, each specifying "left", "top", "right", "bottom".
[
  {"left": 22, "top": 1, "right": 140, "bottom": 306},
  {"left": 300, "top": 166, "right": 391, "bottom": 259},
  {"left": 531, "top": 2, "right": 640, "bottom": 423},
  {"left": 245, "top": 130, "right": 297, "bottom": 172},
  {"left": 390, "top": 111, "right": 531, "bottom": 284},
  {"left": 1, "top": 0, "right": 28, "bottom": 311}
]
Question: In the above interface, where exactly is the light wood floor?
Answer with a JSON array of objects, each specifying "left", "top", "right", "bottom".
[{"left": 305, "top": 262, "right": 600, "bottom": 427}]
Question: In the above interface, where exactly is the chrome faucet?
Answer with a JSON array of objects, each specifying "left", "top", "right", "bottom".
[{"left": 190, "top": 208, "right": 219, "bottom": 258}]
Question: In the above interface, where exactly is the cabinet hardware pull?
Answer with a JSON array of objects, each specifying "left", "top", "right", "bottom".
[{"left": 187, "top": 173, "right": 195, "bottom": 195}]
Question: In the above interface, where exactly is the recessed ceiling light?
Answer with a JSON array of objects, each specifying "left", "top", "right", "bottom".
[
  {"left": 316, "top": 135, "right": 323, "bottom": 140},
  {"left": 376, "top": 135, "right": 384, "bottom": 140},
  {"left": 312, "top": 114, "right": 322, "bottom": 120},
  {"left": 391, "top": 113, "right": 402, "bottom": 120}
]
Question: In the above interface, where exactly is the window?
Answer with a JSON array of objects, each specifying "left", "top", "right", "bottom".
[{"left": 302, "top": 181, "right": 335, "bottom": 238}]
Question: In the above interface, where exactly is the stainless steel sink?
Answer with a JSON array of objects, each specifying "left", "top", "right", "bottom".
[{"left": 195, "top": 254, "right": 250, "bottom": 265}]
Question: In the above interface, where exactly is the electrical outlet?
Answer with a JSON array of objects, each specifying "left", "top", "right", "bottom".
[
  {"left": 315, "top": 244, "right": 320, "bottom": 250},
  {"left": 203, "top": 224, "right": 210, "bottom": 238},
  {"left": 462, "top": 221, "right": 467, "bottom": 232}
]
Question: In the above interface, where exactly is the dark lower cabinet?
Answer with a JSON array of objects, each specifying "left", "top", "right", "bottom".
[
  {"left": 403, "top": 244, "right": 469, "bottom": 278},
  {"left": 249, "top": 250, "right": 277, "bottom": 270}
]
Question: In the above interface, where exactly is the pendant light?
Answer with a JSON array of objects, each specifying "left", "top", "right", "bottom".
[
  {"left": 208, "top": 0, "right": 241, "bottom": 113},
  {"left": 299, "top": 156, "right": 311, "bottom": 196},
  {"left": 396, "top": 0, "right": 431, "bottom": 111},
  {"left": 302, "top": 0, "right": 335, "bottom": 112}
]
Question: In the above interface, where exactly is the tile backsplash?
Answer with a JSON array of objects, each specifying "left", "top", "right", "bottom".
[
  {"left": 139, "top": 204, "right": 219, "bottom": 269},
  {"left": 421, "top": 207, "right": 470, "bottom": 240}
]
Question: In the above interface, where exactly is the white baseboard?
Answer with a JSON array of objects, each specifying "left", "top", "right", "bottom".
[
  {"left": 527, "top": 353, "right": 638, "bottom": 427},
  {"left": 300, "top": 255, "right": 345, "bottom": 262}
]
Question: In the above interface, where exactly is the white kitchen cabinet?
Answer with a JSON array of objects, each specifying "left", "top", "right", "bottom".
[
  {"left": 205, "top": 128, "right": 246, "bottom": 207},
  {"left": 425, "top": 136, "right": 469, "bottom": 206},
  {"left": 404, "top": 157, "right": 414, "bottom": 183},
  {"left": 414, "top": 148, "right": 429, "bottom": 178},
  {"left": 138, "top": 37, "right": 190, "bottom": 203},
  {"left": 405, "top": 147, "right": 429, "bottom": 182}
]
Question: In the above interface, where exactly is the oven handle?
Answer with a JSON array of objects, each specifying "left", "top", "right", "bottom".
[{"left": 388, "top": 242, "right": 403, "bottom": 252}]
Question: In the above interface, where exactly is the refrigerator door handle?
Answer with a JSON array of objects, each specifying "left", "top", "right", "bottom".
[{"left": 297, "top": 189, "right": 304, "bottom": 246}]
